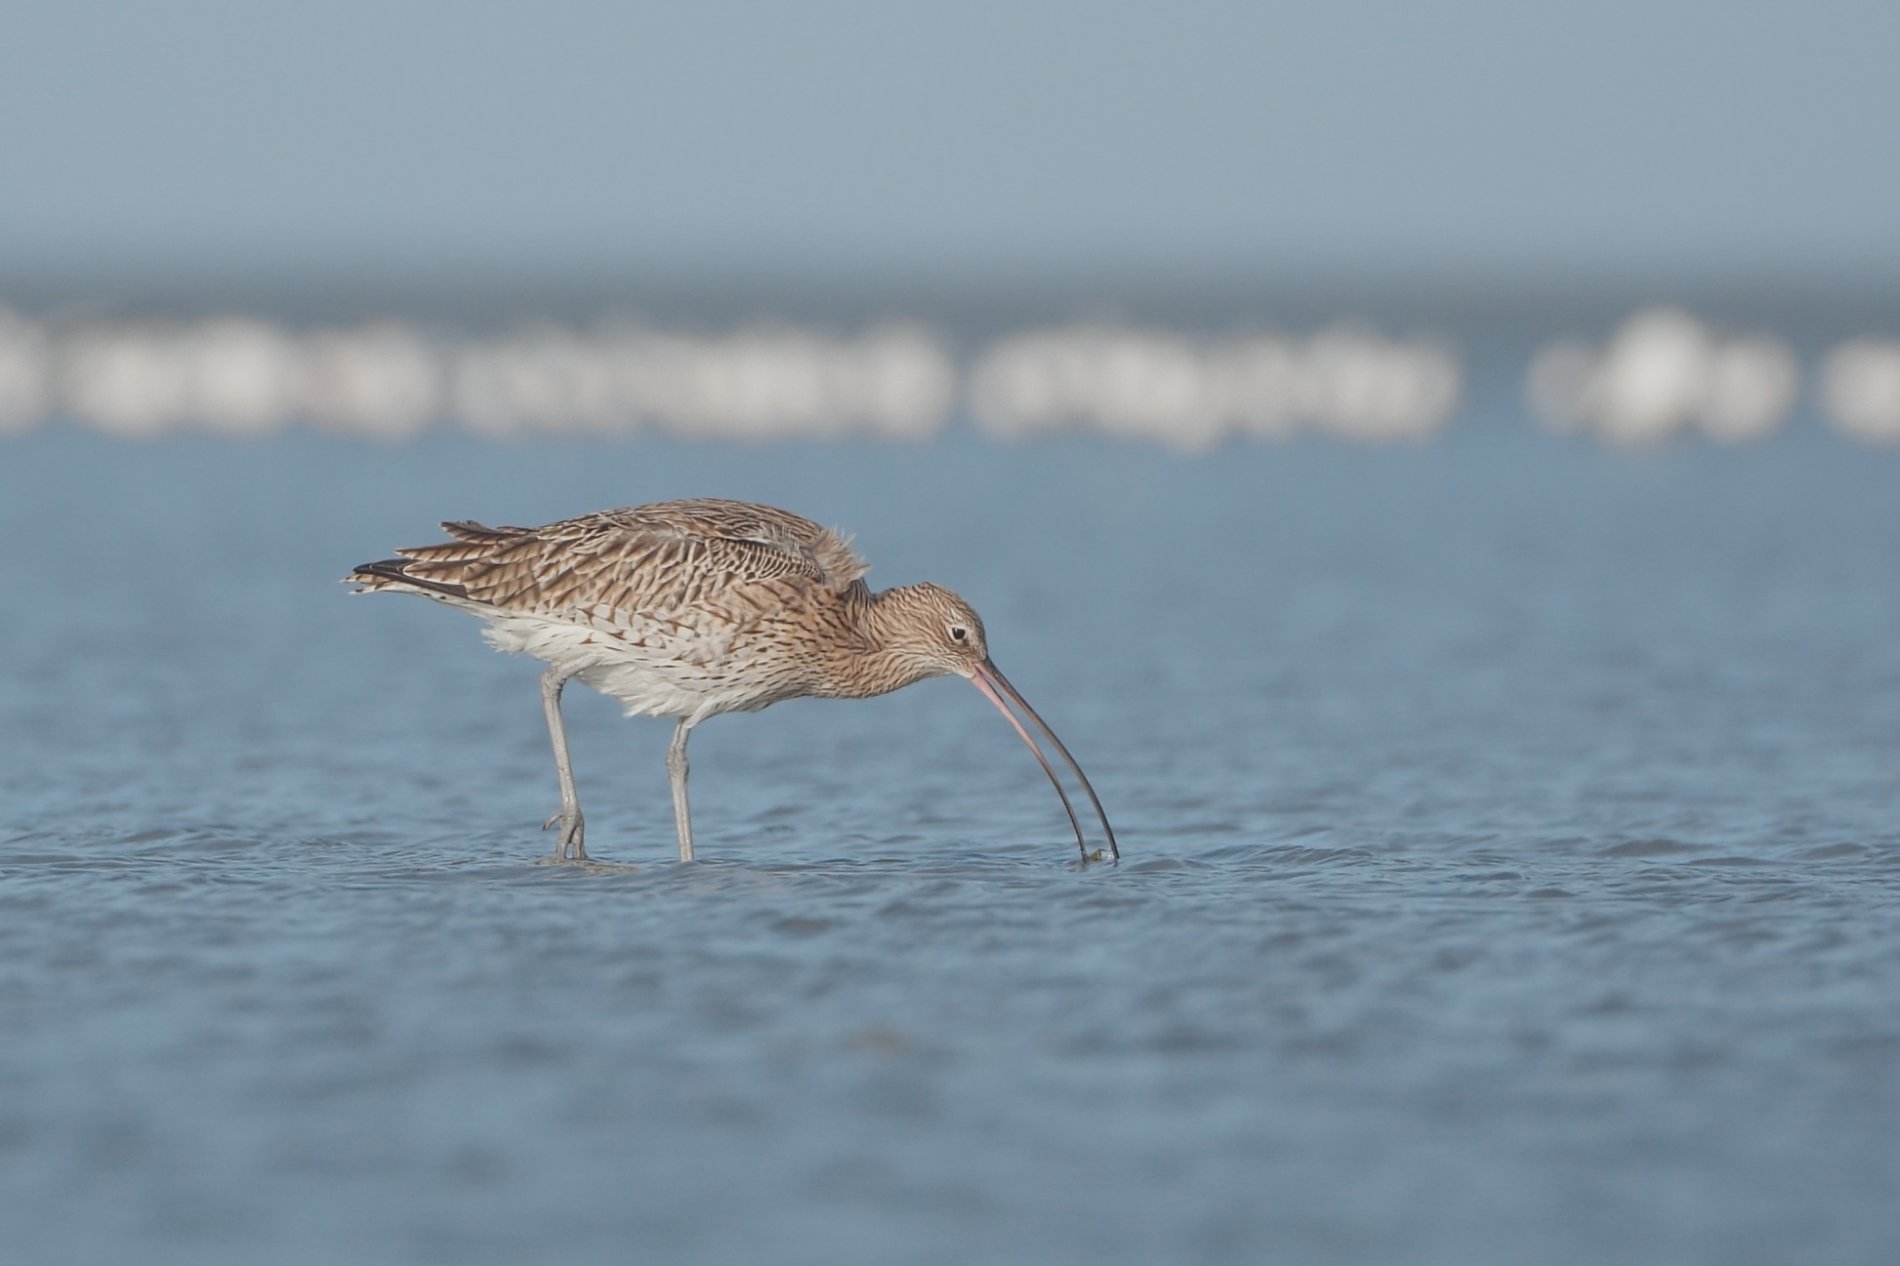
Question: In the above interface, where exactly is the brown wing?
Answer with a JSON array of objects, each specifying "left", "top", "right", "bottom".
[{"left": 351, "top": 498, "right": 868, "bottom": 621}]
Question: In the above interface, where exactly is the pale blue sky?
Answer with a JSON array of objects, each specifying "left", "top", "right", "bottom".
[{"left": 2, "top": 1, "right": 1897, "bottom": 291}]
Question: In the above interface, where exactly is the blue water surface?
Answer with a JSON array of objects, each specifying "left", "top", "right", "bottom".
[{"left": 2, "top": 419, "right": 1898, "bottom": 1265}]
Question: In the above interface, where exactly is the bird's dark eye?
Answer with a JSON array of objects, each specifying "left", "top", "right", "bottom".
[{"left": 949, "top": 625, "right": 967, "bottom": 642}]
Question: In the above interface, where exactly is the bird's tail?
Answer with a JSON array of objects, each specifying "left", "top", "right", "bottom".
[{"left": 346, "top": 519, "right": 539, "bottom": 600}]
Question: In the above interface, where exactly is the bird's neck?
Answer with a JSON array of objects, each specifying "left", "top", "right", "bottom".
[{"left": 825, "top": 584, "right": 938, "bottom": 699}]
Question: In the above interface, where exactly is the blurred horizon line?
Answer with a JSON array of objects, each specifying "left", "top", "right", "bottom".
[{"left": 5, "top": 260, "right": 1899, "bottom": 337}]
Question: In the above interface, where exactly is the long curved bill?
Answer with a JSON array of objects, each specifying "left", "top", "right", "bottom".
[{"left": 967, "top": 659, "right": 1119, "bottom": 862}]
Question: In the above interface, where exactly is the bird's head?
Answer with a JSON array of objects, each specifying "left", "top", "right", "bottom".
[
  {"left": 878, "top": 583, "right": 990, "bottom": 678},
  {"left": 870, "top": 582, "right": 1117, "bottom": 862}
]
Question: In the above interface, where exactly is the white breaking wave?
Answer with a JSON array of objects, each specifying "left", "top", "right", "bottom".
[
  {"left": 969, "top": 323, "right": 1461, "bottom": 450},
  {"left": 1819, "top": 339, "right": 1900, "bottom": 445},
  {"left": 1527, "top": 307, "right": 1802, "bottom": 447}
]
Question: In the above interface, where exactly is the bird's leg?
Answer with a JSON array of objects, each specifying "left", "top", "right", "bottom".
[
  {"left": 539, "top": 667, "right": 587, "bottom": 861},
  {"left": 667, "top": 719, "right": 695, "bottom": 863}
]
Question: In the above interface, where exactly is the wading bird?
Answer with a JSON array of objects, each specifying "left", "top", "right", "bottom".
[{"left": 347, "top": 499, "right": 1116, "bottom": 864}]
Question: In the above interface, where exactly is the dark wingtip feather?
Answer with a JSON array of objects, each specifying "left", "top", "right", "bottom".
[
  {"left": 440, "top": 519, "right": 528, "bottom": 542},
  {"left": 345, "top": 559, "right": 469, "bottom": 598}
]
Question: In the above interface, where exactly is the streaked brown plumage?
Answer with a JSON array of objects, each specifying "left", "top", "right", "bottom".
[{"left": 347, "top": 498, "right": 1116, "bottom": 864}]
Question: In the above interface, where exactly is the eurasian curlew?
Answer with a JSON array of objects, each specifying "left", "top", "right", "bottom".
[{"left": 347, "top": 499, "right": 1116, "bottom": 864}]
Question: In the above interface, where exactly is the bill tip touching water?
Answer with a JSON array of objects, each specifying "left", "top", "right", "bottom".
[{"left": 345, "top": 498, "right": 1117, "bottom": 865}]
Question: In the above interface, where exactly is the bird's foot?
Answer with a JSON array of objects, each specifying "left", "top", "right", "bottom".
[{"left": 542, "top": 809, "right": 588, "bottom": 862}]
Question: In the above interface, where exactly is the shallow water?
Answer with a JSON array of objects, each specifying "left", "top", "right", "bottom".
[{"left": 3, "top": 423, "right": 1898, "bottom": 1265}]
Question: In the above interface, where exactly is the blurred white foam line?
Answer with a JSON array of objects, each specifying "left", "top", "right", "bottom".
[
  {"left": 17, "top": 297, "right": 1900, "bottom": 449},
  {"left": 0, "top": 306, "right": 50, "bottom": 435},
  {"left": 186, "top": 319, "right": 302, "bottom": 436},
  {"left": 1299, "top": 325, "right": 1462, "bottom": 444},
  {"left": 19, "top": 309, "right": 1458, "bottom": 446},
  {"left": 60, "top": 325, "right": 196, "bottom": 438},
  {"left": 1526, "top": 307, "right": 1799, "bottom": 446},
  {"left": 446, "top": 321, "right": 954, "bottom": 441},
  {"left": 450, "top": 324, "right": 623, "bottom": 437},
  {"left": 1701, "top": 336, "right": 1800, "bottom": 443},
  {"left": 49, "top": 317, "right": 439, "bottom": 440},
  {"left": 968, "top": 323, "right": 1461, "bottom": 450},
  {"left": 1820, "top": 339, "right": 1900, "bottom": 445},
  {"left": 298, "top": 323, "right": 442, "bottom": 439},
  {"left": 28, "top": 312, "right": 957, "bottom": 442}
]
